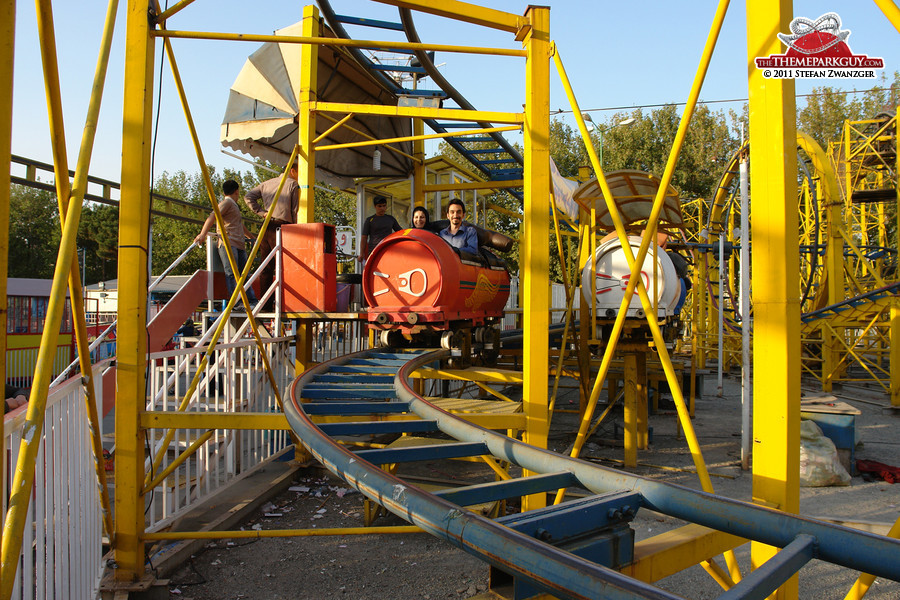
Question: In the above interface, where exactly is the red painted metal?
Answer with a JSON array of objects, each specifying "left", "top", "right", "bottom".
[
  {"left": 147, "top": 270, "right": 209, "bottom": 353},
  {"left": 282, "top": 223, "right": 337, "bottom": 312},
  {"left": 363, "top": 229, "right": 510, "bottom": 331}
]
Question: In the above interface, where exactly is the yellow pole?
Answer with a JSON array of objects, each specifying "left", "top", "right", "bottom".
[
  {"left": 547, "top": 181, "right": 573, "bottom": 416},
  {"left": 0, "top": 0, "right": 13, "bottom": 559},
  {"left": 553, "top": 0, "right": 730, "bottom": 492},
  {"left": 413, "top": 117, "right": 425, "bottom": 206},
  {"left": 892, "top": 299, "right": 900, "bottom": 407},
  {"left": 2, "top": 1, "right": 119, "bottom": 591},
  {"left": 874, "top": 0, "right": 900, "bottom": 33},
  {"left": 747, "top": 2, "right": 800, "bottom": 599},
  {"left": 0, "top": 100, "right": 86, "bottom": 600},
  {"left": 521, "top": 5, "right": 551, "bottom": 512},
  {"left": 114, "top": 0, "right": 156, "bottom": 582},
  {"left": 153, "top": 29, "right": 527, "bottom": 58},
  {"left": 31, "top": 0, "right": 118, "bottom": 544},
  {"left": 294, "top": 5, "right": 320, "bottom": 376}
]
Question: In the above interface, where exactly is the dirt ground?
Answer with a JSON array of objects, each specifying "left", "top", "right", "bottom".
[{"left": 165, "top": 371, "right": 900, "bottom": 600}]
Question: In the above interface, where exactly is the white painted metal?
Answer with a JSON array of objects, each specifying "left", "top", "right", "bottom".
[
  {"left": 3, "top": 364, "right": 105, "bottom": 599},
  {"left": 740, "top": 155, "right": 751, "bottom": 470},
  {"left": 143, "top": 336, "right": 295, "bottom": 532}
]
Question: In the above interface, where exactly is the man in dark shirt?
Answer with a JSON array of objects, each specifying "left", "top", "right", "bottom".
[{"left": 359, "top": 195, "right": 401, "bottom": 262}]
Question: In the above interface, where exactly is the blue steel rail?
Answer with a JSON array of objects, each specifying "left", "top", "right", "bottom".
[
  {"left": 316, "top": 1, "right": 525, "bottom": 187},
  {"left": 801, "top": 281, "right": 900, "bottom": 323},
  {"left": 283, "top": 347, "right": 900, "bottom": 599}
]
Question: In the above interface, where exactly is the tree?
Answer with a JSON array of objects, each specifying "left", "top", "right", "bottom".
[
  {"left": 8, "top": 184, "right": 60, "bottom": 279},
  {"left": 599, "top": 105, "right": 739, "bottom": 202},
  {"left": 150, "top": 166, "right": 261, "bottom": 275},
  {"left": 798, "top": 71, "right": 900, "bottom": 149},
  {"left": 78, "top": 202, "right": 119, "bottom": 283}
]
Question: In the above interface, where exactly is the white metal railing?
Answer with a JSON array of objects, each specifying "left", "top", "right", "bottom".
[
  {"left": 310, "top": 319, "right": 369, "bottom": 363},
  {"left": 5, "top": 345, "right": 73, "bottom": 390},
  {"left": 143, "top": 335, "right": 295, "bottom": 531},
  {"left": 3, "top": 361, "right": 108, "bottom": 600}
]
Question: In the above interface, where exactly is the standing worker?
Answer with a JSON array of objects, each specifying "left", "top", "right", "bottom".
[
  {"left": 243, "top": 163, "right": 300, "bottom": 308},
  {"left": 359, "top": 195, "right": 401, "bottom": 263},
  {"left": 194, "top": 179, "right": 258, "bottom": 310}
]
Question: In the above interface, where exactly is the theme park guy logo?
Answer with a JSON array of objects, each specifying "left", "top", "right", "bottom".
[{"left": 755, "top": 13, "right": 883, "bottom": 79}]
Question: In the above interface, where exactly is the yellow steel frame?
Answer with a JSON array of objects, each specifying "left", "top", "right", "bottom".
[
  {"left": 12, "top": 0, "right": 894, "bottom": 594},
  {"left": 520, "top": 5, "right": 551, "bottom": 512},
  {"left": 747, "top": 3, "right": 800, "bottom": 598},
  {"left": 0, "top": 0, "right": 12, "bottom": 546},
  {"left": 2, "top": 1, "right": 119, "bottom": 594},
  {"left": 553, "top": 0, "right": 729, "bottom": 495},
  {"left": 114, "top": 0, "right": 156, "bottom": 584},
  {"left": 153, "top": 28, "right": 527, "bottom": 58},
  {"left": 104, "top": 0, "right": 545, "bottom": 584},
  {"left": 142, "top": 27, "right": 299, "bottom": 492},
  {"left": 294, "top": 5, "right": 318, "bottom": 378}
]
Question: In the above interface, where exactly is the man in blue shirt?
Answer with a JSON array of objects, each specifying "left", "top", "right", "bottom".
[{"left": 439, "top": 198, "right": 478, "bottom": 255}]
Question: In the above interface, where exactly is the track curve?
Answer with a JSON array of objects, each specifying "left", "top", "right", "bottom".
[{"left": 283, "top": 347, "right": 900, "bottom": 599}]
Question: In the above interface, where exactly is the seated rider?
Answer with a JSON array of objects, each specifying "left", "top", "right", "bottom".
[
  {"left": 411, "top": 206, "right": 431, "bottom": 231},
  {"left": 438, "top": 197, "right": 478, "bottom": 255}
]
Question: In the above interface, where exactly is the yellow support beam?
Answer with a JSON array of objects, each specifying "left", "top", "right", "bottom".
[
  {"left": 521, "top": 5, "right": 551, "bottom": 512},
  {"left": 623, "top": 523, "right": 746, "bottom": 583},
  {"left": 423, "top": 180, "right": 524, "bottom": 192},
  {"left": 746, "top": 2, "right": 800, "bottom": 598},
  {"left": 141, "top": 409, "right": 525, "bottom": 437},
  {"left": 893, "top": 299, "right": 900, "bottom": 407},
  {"left": 371, "top": 0, "right": 525, "bottom": 34},
  {"left": 314, "top": 101, "right": 523, "bottom": 125},
  {"left": 142, "top": 412, "right": 292, "bottom": 430},
  {"left": 153, "top": 29, "right": 526, "bottom": 58},
  {"left": 144, "top": 525, "right": 421, "bottom": 540},
  {"left": 291, "top": 6, "right": 320, "bottom": 374},
  {"left": 413, "top": 112, "right": 425, "bottom": 206},
  {"left": 114, "top": 0, "right": 156, "bottom": 583},
  {"left": 0, "top": 0, "right": 12, "bottom": 548},
  {"left": 412, "top": 367, "right": 523, "bottom": 384},
  {"left": 315, "top": 123, "right": 519, "bottom": 154}
]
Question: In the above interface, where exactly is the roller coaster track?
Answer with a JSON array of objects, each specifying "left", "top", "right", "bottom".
[
  {"left": 283, "top": 347, "right": 900, "bottom": 599},
  {"left": 316, "top": 1, "right": 524, "bottom": 187},
  {"left": 801, "top": 281, "right": 900, "bottom": 325}
]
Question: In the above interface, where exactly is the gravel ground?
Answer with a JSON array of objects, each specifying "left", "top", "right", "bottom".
[{"left": 166, "top": 372, "right": 900, "bottom": 599}]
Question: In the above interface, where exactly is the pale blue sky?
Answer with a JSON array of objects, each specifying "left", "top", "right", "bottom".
[{"left": 10, "top": 1, "right": 900, "bottom": 185}]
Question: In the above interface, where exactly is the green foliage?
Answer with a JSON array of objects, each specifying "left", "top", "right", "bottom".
[
  {"left": 7, "top": 184, "right": 61, "bottom": 279},
  {"left": 78, "top": 203, "right": 119, "bottom": 283},
  {"left": 598, "top": 105, "right": 740, "bottom": 201},
  {"left": 148, "top": 165, "right": 359, "bottom": 276},
  {"left": 798, "top": 71, "right": 900, "bottom": 149},
  {"left": 314, "top": 186, "right": 356, "bottom": 227},
  {"left": 150, "top": 166, "right": 261, "bottom": 275}
]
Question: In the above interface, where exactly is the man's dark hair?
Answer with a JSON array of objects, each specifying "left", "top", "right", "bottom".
[
  {"left": 223, "top": 179, "right": 239, "bottom": 195},
  {"left": 373, "top": 195, "right": 388, "bottom": 205},
  {"left": 447, "top": 197, "right": 466, "bottom": 214}
]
